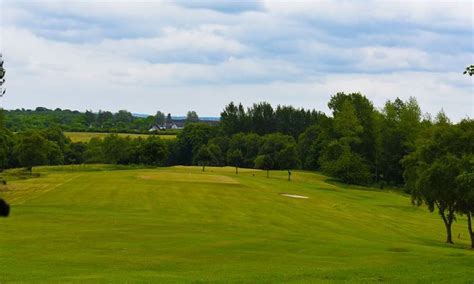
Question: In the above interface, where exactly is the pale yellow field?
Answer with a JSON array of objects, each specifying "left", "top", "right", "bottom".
[{"left": 64, "top": 131, "right": 176, "bottom": 142}]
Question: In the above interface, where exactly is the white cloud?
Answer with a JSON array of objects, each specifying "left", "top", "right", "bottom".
[{"left": 0, "top": 0, "right": 472, "bottom": 121}]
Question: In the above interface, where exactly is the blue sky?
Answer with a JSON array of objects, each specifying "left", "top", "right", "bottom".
[{"left": 1, "top": 0, "right": 473, "bottom": 119}]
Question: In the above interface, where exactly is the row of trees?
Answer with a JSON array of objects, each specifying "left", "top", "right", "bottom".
[
  {"left": 220, "top": 102, "right": 326, "bottom": 138},
  {"left": 221, "top": 94, "right": 427, "bottom": 186},
  {"left": 0, "top": 127, "right": 169, "bottom": 172},
  {"left": 3, "top": 108, "right": 203, "bottom": 133},
  {"left": 1, "top": 94, "right": 469, "bottom": 188}
]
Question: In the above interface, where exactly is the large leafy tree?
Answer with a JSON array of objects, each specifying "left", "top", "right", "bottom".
[
  {"left": 255, "top": 154, "right": 273, "bottom": 178},
  {"left": 139, "top": 136, "right": 168, "bottom": 166},
  {"left": 456, "top": 159, "right": 474, "bottom": 248},
  {"left": 194, "top": 145, "right": 213, "bottom": 172},
  {"left": 102, "top": 135, "right": 132, "bottom": 164},
  {"left": 404, "top": 119, "right": 474, "bottom": 245},
  {"left": 320, "top": 97, "right": 371, "bottom": 184},
  {"left": 413, "top": 156, "right": 463, "bottom": 244},
  {"left": 14, "top": 131, "right": 50, "bottom": 174},
  {"left": 154, "top": 111, "right": 166, "bottom": 126},
  {"left": 176, "top": 123, "right": 213, "bottom": 165},
  {"left": 297, "top": 119, "right": 332, "bottom": 171},
  {"left": 227, "top": 149, "right": 243, "bottom": 174},
  {"left": 248, "top": 102, "right": 275, "bottom": 135},
  {"left": 328, "top": 92, "right": 378, "bottom": 172},
  {"left": 228, "top": 133, "right": 262, "bottom": 168},
  {"left": 186, "top": 111, "right": 199, "bottom": 124},
  {"left": 275, "top": 145, "right": 299, "bottom": 181},
  {"left": 379, "top": 97, "right": 422, "bottom": 185}
]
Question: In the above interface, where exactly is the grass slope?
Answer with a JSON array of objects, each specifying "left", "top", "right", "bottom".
[
  {"left": 0, "top": 166, "right": 472, "bottom": 283},
  {"left": 64, "top": 131, "right": 176, "bottom": 142}
]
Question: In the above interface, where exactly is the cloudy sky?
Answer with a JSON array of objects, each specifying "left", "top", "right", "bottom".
[{"left": 1, "top": 0, "right": 473, "bottom": 119}]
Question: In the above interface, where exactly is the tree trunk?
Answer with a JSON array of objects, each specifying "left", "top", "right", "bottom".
[
  {"left": 468, "top": 212, "right": 473, "bottom": 249},
  {"left": 288, "top": 170, "right": 291, "bottom": 181},
  {"left": 441, "top": 212, "right": 454, "bottom": 244},
  {"left": 446, "top": 223, "right": 453, "bottom": 244},
  {"left": 202, "top": 165, "right": 205, "bottom": 172},
  {"left": 235, "top": 166, "right": 238, "bottom": 175}
]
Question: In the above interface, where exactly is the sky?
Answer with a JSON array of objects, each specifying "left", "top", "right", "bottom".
[{"left": 0, "top": 0, "right": 473, "bottom": 119}]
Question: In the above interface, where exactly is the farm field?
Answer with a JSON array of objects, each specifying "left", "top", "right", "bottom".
[
  {"left": 64, "top": 131, "right": 176, "bottom": 142},
  {"left": 0, "top": 166, "right": 472, "bottom": 283}
]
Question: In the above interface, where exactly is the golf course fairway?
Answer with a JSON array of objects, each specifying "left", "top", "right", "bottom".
[{"left": 0, "top": 166, "right": 472, "bottom": 283}]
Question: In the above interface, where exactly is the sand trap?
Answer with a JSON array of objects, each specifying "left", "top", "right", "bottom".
[{"left": 280, "top": 193, "right": 309, "bottom": 199}]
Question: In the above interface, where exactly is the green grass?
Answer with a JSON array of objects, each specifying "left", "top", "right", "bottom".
[
  {"left": 0, "top": 165, "right": 472, "bottom": 283},
  {"left": 64, "top": 131, "right": 176, "bottom": 142}
]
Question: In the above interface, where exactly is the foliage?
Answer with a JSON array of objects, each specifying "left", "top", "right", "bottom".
[
  {"left": 320, "top": 142, "right": 371, "bottom": 185},
  {"left": 186, "top": 111, "right": 199, "bottom": 124},
  {"left": 403, "top": 119, "right": 474, "bottom": 244},
  {"left": 175, "top": 123, "right": 213, "bottom": 165},
  {"left": 464, "top": 64, "right": 474, "bottom": 76},
  {"left": 227, "top": 149, "right": 243, "bottom": 174},
  {"left": 220, "top": 101, "right": 325, "bottom": 138},
  {"left": 139, "top": 136, "right": 168, "bottom": 166},
  {"left": 14, "top": 131, "right": 50, "bottom": 172},
  {"left": 254, "top": 154, "right": 273, "bottom": 177},
  {"left": 194, "top": 145, "right": 213, "bottom": 171}
]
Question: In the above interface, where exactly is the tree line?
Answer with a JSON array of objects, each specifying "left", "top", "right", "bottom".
[
  {"left": 3, "top": 108, "right": 203, "bottom": 133},
  {"left": 0, "top": 92, "right": 472, "bottom": 248}
]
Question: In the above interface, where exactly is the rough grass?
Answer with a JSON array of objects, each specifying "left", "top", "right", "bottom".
[
  {"left": 0, "top": 165, "right": 472, "bottom": 283},
  {"left": 64, "top": 131, "right": 176, "bottom": 142}
]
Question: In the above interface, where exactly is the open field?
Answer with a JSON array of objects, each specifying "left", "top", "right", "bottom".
[
  {"left": 0, "top": 166, "right": 472, "bottom": 283},
  {"left": 64, "top": 132, "right": 176, "bottom": 142}
]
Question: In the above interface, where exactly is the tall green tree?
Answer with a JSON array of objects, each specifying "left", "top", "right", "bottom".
[
  {"left": 412, "top": 156, "right": 463, "bottom": 244},
  {"left": 275, "top": 145, "right": 299, "bottom": 181},
  {"left": 456, "top": 159, "right": 474, "bottom": 248},
  {"left": 228, "top": 133, "right": 262, "bottom": 168},
  {"left": 14, "top": 131, "right": 50, "bottom": 174},
  {"left": 255, "top": 154, "right": 273, "bottom": 178},
  {"left": 248, "top": 102, "right": 275, "bottom": 135},
  {"left": 328, "top": 92, "right": 377, "bottom": 172},
  {"left": 403, "top": 119, "right": 473, "bottom": 245},
  {"left": 139, "top": 136, "right": 168, "bottom": 166},
  {"left": 227, "top": 149, "right": 243, "bottom": 174},
  {"left": 154, "top": 111, "right": 166, "bottom": 125},
  {"left": 102, "top": 135, "right": 131, "bottom": 164},
  {"left": 379, "top": 97, "right": 422, "bottom": 185},
  {"left": 194, "top": 145, "right": 213, "bottom": 171},
  {"left": 177, "top": 123, "right": 213, "bottom": 165},
  {"left": 186, "top": 111, "right": 199, "bottom": 124}
]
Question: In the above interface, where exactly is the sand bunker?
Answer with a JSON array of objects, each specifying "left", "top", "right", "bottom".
[{"left": 280, "top": 193, "right": 309, "bottom": 199}]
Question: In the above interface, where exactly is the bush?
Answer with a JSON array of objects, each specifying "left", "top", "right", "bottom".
[{"left": 0, "top": 199, "right": 10, "bottom": 217}]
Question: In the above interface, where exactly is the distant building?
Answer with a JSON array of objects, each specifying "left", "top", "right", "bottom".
[{"left": 148, "top": 125, "right": 160, "bottom": 132}]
